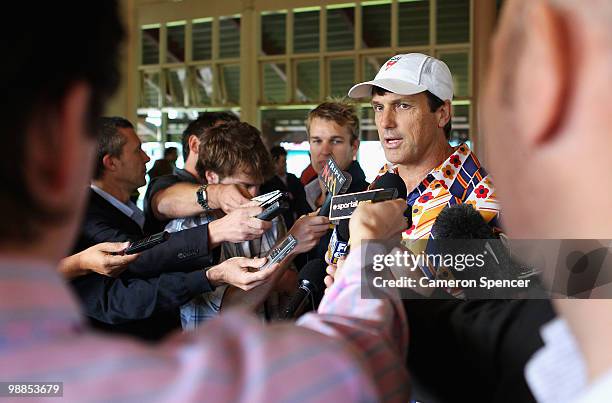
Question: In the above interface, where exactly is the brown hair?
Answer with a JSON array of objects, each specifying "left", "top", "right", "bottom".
[
  {"left": 306, "top": 101, "right": 360, "bottom": 144},
  {"left": 196, "top": 122, "right": 273, "bottom": 184}
]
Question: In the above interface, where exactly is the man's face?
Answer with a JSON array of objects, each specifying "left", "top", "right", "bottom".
[
  {"left": 308, "top": 117, "right": 358, "bottom": 173},
  {"left": 212, "top": 170, "right": 262, "bottom": 198},
  {"left": 372, "top": 91, "right": 446, "bottom": 166},
  {"left": 114, "top": 127, "right": 150, "bottom": 192}
]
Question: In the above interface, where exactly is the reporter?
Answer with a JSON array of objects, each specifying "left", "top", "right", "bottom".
[{"left": 58, "top": 242, "right": 138, "bottom": 279}]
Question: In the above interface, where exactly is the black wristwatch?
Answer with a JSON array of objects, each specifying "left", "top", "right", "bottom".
[{"left": 196, "top": 184, "right": 210, "bottom": 211}]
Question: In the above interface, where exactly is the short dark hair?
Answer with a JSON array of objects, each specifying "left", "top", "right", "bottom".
[
  {"left": 196, "top": 122, "right": 273, "bottom": 184},
  {"left": 0, "top": 1, "right": 124, "bottom": 241},
  {"left": 181, "top": 111, "right": 239, "bottom": 160},
  {"left": 270, "top": 145, "right": 288, "bottom": 160},
  {"left": 93, "top": 117, "right": 134, "bottom": 180},
  {"left": 306, "top": 102, "right": 360, "bottom": 144},
  {"left": 164, "top": 147, "right": 178, "bottom": 158},
  {"left": 372, "top": 86, "right": 452, "bottom": 140}
]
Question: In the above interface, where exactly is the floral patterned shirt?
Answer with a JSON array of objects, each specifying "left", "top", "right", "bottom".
[
  {"left": 373, "top": 143, "right": 501, "bottom": 279},
  {"left": 327, "top": 143, "right": 501, "bottom": 282}
]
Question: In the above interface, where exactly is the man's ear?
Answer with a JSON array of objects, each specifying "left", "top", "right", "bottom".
[
  {"left": 101, "top": 153, "right": 118, "bottom": 174},
  {"left": 351, "top": 138, "right": 360, "bottom": 159},
  {"left": 436, "top": 100, "right": 452, "bottom": 130},
  {"left": 516, "top": 1, "right": 569, "bottom": 146},
  {"left": 24, "top": 83, "right": 92, "bottom": 212},
  {"left": 205, "top": 170, "right": 219, "bottom": 184},
  {"left": 188, "top": 135, "right": 200, "bottom": 156}
]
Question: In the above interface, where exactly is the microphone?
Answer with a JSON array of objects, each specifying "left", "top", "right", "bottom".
[
  {"left": 327, "top": 219, "right": 350, "bottom": 264},
  {"left": 281, "top": 259, "right": 327, "bottom": 319},
  {"left": 430, "top": 204, "right": 531, "bottom": 297},
  {"left": 327, "top": 172, "right": 408, "bottom": 264},
  {"left": 318, "top": 172, "right": 352, "bottom": 217},
  {"left": 371, "top": 172, "right": 408, "bottom": 199},
  {"left": 430, "top": 203, "right": 495, "bottom": 240}
]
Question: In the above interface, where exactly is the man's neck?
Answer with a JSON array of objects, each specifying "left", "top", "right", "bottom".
[
  {"left": 397, "top": 142, "right": 454, "bottom": 192},
  {"left": 184, "top": 154, "right": 199, "bottom": 179},
  {"left": 92, "top": 179, "right": 131, "bottom": 204},
  {"left": 555, "top": 299, "right": 612, "bottom": 382}
]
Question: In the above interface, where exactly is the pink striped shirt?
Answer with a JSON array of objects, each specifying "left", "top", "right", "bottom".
[{"left": 0, "top": 249, "right": 410, "bottom": 402}]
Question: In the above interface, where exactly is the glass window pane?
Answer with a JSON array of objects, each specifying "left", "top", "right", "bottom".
[
  {"left": 398, "top": 0, "right": 429, "bottom": 46},
  {"left": 262, "top": 63, "right": 287, "bottom": 103},
  {"left": 437, "top": 0, "right": 470, "bottom": 44},
  {"left": 295, "top": 60, "right": 319, "bottom": 102},
  {"left": 360, "top": 107, "right": 378, "bottom": 141},
  {"left": 450, "top": 102, "right": 470, "bottom": 146},
  {"left": 220, "top": 64, "right": 240, "bottom": 104},
  {"left": 166, "top": 111, "right": 192, "bottom": 143},
  {"left": 362, "top": 3, "right": 391, "bottom": 48},
  {"left": 261, "top": 12, "right": 286, "bottom": 55},
  {"left": 329, "top": 58, "right": 354, "bottom": 98},
  {"left": 220, "top": 16, "right": 241, "bottom": 58},
  {"left": 438, "top": 51, "right": 469, "bottom": 97},
  {"left": 327, "top": 6, "right": 354, "bottom": 51},
  {"left": 191, "top": 66, "right": 213, "bottom": 105},
  {"left": 137, "top": 111, "right": 161, "bottom": 142},
  {"left": 193, "top": 20, "right": 212, "bottom": 60},
  {"left": 166, "top": 23, "right": 185, "bottom": 62},
  {"left": 260, "top": 109, "right": 310, "bottom": 143},
  {"left": 141, "top": 27, "right": 160, "bottom": 65},
  {"left": 165, "top": 68, "right": 187, "bottom": 106},
  {"left": 294, "top": 9, "right": 319, "bottom": 53},
  {"left": 141, "top": 71, "right": 161, "bottom": 107},
  {"left": 362, "top": 55, "right": 392, "bottom": 82}
]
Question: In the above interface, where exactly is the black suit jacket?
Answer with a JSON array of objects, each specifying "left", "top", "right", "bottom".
[
  {"left": 404, "top": 298, "right": 556, "bottom": 403},
  {"left": 71, "top": 189, "right": 216, "bottom": 340}
]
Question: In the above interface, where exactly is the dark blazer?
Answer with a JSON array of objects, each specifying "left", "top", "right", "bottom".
[
  {"left": 260, "top": 173, "right": 310, "bottom": 229},
  {"left": 404, "top": 298, "right": 556, "bottom": 403},
  {"left": 71, "top": 189, "right": 216, "bottom": 341}
]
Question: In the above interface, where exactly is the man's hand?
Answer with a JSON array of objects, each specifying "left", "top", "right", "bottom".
[
  {"left": 205, "top": 257, "right": 282, "bottom": 291},
  {"left": 79, "top": 242, "right": 140, "bottom": 277},
  {"left": 323, "top": 256, "right": 346, "bottom": 291},
  {"left": 208, "top": 204, "right": 272, "bottom": 246},
  {"left": 206, "top": 183, "right": 252, "bottom": 213},
  {"left": 349, "top": 199, "right": 408, "bottom": 247},
  {"left": 58, "top": 242, "right": 140, "bottom": 279},
  {"left": 288, "top": 214, "right": 330, "bottom": 255}
]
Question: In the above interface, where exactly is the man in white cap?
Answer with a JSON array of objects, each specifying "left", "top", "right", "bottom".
[
  {"left": 349, "top": 53, "right": 500, "bottom": 243},
  {"left": 326, "top": 54, "right": 501, "bottom": 286}
]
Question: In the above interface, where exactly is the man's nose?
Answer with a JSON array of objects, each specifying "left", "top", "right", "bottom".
[
  {"left": 380, "top": 108, "right": 396, "bottom": 129},
  {"left": 320, "top": 141, "right": 332, "bottom": 155}
]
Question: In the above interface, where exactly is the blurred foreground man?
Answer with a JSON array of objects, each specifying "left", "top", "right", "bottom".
[
  {"left": 0, "top": 2, "right": 410, "bottom": 401},
  {"left": 482, "top": 0, "right": 612, "bottom": 402}
]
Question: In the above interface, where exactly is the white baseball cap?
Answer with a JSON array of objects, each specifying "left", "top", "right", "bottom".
[{"left": 348, "top": 53, "right": 454, "bottom": 101}]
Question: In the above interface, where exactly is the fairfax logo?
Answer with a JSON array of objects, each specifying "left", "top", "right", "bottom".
[{"left": 385, "top": 56, "right": 402, "bottom": 70}]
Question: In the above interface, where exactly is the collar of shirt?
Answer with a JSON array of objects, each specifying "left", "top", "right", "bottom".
[
  {"left": 90, "top": 184, "right": 145, "bottom": 230},
  {"left": 373, "top": 143, "right": 499, "bottom": 238},
  {"left": 0, "top": 258, "right": 84, "bottom": 351},
  {"left": 525, "top": 317, "right": 588, "bottom": 403},
  {"left": 574, "top": 369, "right": 612, "bottom": 403}
]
